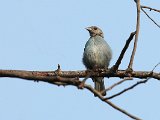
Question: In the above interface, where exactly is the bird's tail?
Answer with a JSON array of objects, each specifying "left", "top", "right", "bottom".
[{"left": 93, "top": 77, "right": 106, "bottom": 96}]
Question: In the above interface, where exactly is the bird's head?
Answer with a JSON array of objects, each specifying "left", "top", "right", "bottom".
[{"left": 85, "top": 26, "right": 104, "bottom": 38}]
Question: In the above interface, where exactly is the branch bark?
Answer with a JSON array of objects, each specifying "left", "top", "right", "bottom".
[{"left": 0, "top": 69, "right": 160, "bottom": 81}]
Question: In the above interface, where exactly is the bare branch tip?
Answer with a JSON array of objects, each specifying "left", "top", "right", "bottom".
[
  {"left": 58, "top": 64, "right": 61, "bottom": 70},
  {"left": 152, "top": 62, "right": 160, "bottom": 71}
]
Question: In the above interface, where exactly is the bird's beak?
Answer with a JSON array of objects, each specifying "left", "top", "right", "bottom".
[{"left": 85, "top": 27, "right": 92, "bottom": 31}]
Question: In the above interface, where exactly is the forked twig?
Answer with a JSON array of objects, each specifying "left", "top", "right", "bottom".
[
  {"left": 141, "top": 8, "right": 160, "bottom": 28},
  {"left": 105, "top": 78, "right": 150, "bottom": 100},
  {"left": 84, "top": 84, "right": 142, "bottom": 120}
]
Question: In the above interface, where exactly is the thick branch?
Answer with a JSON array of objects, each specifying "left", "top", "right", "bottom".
[
  {"left": 0, "top": 69, "right": 159, "bottom": 81},
  {"left": 0, "top": 69, "right": 147, "bottom": 120}
]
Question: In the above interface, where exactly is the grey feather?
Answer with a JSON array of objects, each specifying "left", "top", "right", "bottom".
[{"left": 82, "top": 26, "right": 112, "bottom": 96}]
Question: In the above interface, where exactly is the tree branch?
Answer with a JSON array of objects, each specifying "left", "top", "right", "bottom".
[
  {"left": 105, "top": 78, "right": 150, "bottom": 100},
  {"left": 104, "top": 78, "right": 132, "bottom": 92},
  {"left": 128, "top": 0, "right": 141, "bottom": 70},
  {"left": 0, "top": 69, "right": 160, "bottom": 82},
  {"left": 0, "top": 69, "right": 160, "bottom": 81},
  {"left": 104, "top": 62, "right": 160, "bottom": 100},
  {"left": 84, "top": 84, "right": 142, "bottom": 120},
  {"left": 112, "top": 31, "right": 136, "bottom": 72},
  {"left": 0, "top": 68, "right": 147, "bottom": 119}
]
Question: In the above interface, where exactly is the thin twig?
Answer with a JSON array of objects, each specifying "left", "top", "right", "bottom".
[
  {"left": 104, "top": 78, "right": 132, "bottom": 92},
  {"left": 141, "top": 5, "right": 160, "bottom": 13},
  {"left": 84, "top": 84, "right": 141, "bottom": 120},
  {"left": 112, "top": 32, "right": 136, "bottom": 71},
  {"left": 128, "top": 0, "right": 141, "bottom": 70},
  {"left": 105, "top": 78, "right": 150, "bottom": 100},
  {"left": 141, "top": 8, "right": 160, "bottom": 28},
  {"left": 152, "top": 62, "right": 160, "bottom": 71}
]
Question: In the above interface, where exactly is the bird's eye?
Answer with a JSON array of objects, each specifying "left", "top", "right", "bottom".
[{"left": 93, "top": 27, "right": 97, "bottom": 30}]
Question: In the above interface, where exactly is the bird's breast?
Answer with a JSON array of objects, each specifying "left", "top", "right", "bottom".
[{"left": 83, "top": 37, "right": 111, "bottom": 69}]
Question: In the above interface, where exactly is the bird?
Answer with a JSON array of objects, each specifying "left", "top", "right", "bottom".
[{"left": 82, "top": 26, "right": 112, "bottom": 96}]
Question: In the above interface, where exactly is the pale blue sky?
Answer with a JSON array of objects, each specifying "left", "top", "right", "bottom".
[{"left": 0, "top": 0, "right": 160, "bottom": 120}]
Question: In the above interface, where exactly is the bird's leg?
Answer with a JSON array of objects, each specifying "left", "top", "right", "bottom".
[{"left": 93, "top": 65, "right": 99, "bottom": 71}]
